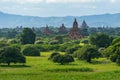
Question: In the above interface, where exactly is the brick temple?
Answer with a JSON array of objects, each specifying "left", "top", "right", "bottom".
[
  {"left": 58, "top": 24, "right": 67, "bottom": 34},
  {"left": 68, "top": 18, "right": 83, "bottom": 39},
  {"left": 43, "top": 25, "right": 52, "bottom": 35},
  {"left": 80, "top": 20, "right": 89, "bottom": 36}
]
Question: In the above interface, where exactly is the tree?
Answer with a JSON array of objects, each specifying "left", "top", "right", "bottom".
[
  {"left": 103, "top": 46, "right": 114, "bottom": 58},
  {"left": 104, "top": 42, "right": 120, "bottom": 65},
  {"left": 54, "top": 36, "right": 63, "bottom": 44},
  {"left": 52, "top": 54, "right": 74, "bottom": 65},
  {"left": 90, "top": 33, "right": 113, "bottom": 48},
  {"left": 22, "top": 44, "right": 40, "bottom": 56},
  {"left": 20, "top": 28, "right": 36, "bottom": 44},
  {"left": 76, "top": 45, "right": 100, "bottom": 62},
  {"left": 112, "top": 37, "right": 120, "bottom": 45},
  {"left": 0, "top": 46, "right": 26, "bottom": 66},
  {"left": 48, "top": 52, "right": 60, "bottom": 60},
  {"left": 65, "top": 45, "right": 81, "bottom": 55},
  {"left": 116, "top": 56, "right": 120, "bottom": 65}
]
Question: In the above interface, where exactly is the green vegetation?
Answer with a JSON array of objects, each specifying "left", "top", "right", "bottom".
[
  {"left": 20, "top": 28, "right": 36, "bottom": 44},
  {"left": 0, "top": 46, "right": 25, "bottom": 66},
  {"left": 1, "top": 52, "right": 120, "bottom": 80},
  {"left": 52, "top": 54, "right": 74, "bottom": 65},
  {"left": 0, "top": 27, "right": 120, "bottom": 80},
  {"left": 90, "top": 33, "right": 113, "bottom": 48},
  {"left": 22, "top": 44, "right": 40, "bottom": 56},
  {"left": 76, "top": 45, "right": 100, "bottom": 62}
]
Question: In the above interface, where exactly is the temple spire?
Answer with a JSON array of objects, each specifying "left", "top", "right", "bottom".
[
  {"left": 68, "top": 18, "right": 82, "bottom": 39},
  {"left": 73, "top": 18, "right": 78, "bottom": 28}
]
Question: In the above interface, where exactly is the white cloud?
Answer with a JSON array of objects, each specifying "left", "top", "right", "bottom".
[
  {"left": 1, "top": 0, "right": 44, "bottom": 4},
  {"left": 46, "top": 0, "right": 96, "bottom": 3},
  {"left": 110, "top": 0, "right": 116, "bottom": 3},
  {"left": 0, "top": 0, "right": 118, "bottom": 4}
]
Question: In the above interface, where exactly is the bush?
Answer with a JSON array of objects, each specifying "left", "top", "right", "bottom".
[
  {"left": 7, "top": 39, "right": 20, "bottom": 44},
  {"left": 90, "top": 33, "right": 113, "bottom": 48},
  {"left": 65, "top": 45, "right": 81, "bottom": 55},
  {"left": 80, "top": 38, "right": 89, "bottom": 44},
  {"left": 0, "top": 42, "right": 9, "bottom": 48},
  {"left": 52, "top": 54, "right": 74, "bottom": 65},
  {"left": 116, "top": 56, "right": 120, "bottom": 65},
  {"left": 107, "top": 42, "right": 120, "bottom": 63},
  {"left": 49, "top": 40, "right": 59, "bottom": 45},
  {"left": 48, "top": 52, "right": 60, "bottom": 60},
  {"left": 10, "top": 44, "right": 22, "bottom": 50},
  {"left": 112, "top": 37, "right": 120, "bottom": 45},
  {"left": 35, "top": 40, "right": 44, "bottom": 44},
  {"left": 0, "top": 46, "right": 26, "bottom": 66},
  {"left": 22, "top": 44, "right": 40, "bottom": 56},
  {"left": 76, "top": 45, "right": 100, "bottom": 62}
]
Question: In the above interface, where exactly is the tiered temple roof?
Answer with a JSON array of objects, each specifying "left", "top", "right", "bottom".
[{"left": 68, "top": 19, "right": 83, "bottom": 39}]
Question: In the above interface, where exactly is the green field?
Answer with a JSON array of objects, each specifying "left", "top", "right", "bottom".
[{"left": 0, "top": 51, "right": 120, "bottom": 80}]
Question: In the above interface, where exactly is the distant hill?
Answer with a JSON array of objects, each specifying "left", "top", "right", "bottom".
[{"left": 0, "top": 11, "right": 120, "bottom": 28}]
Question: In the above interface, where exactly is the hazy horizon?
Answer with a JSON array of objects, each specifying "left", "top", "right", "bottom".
[{"left": 0, "top": 0, "right": 120, "bottom": 17}]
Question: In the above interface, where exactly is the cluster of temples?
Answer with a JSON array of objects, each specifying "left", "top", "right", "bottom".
[{"left": 43, "top": 18, "right": 89, "bottom": 39}]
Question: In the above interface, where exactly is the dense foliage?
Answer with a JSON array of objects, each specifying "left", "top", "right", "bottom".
[
  {"left": 22, "top": 44, "right": 40, "bottom": 56},
  {"left": 0, "top": 46, "right": 26, "bottom": 65},
  {"left": 76, "top": 45, "right": 100, "bottom": 62},
  {"left": 48, "top": 52, "right": 60, "bottom": 60},
  {"left": 52, "top": 54, "right": 74, "bottom": 65},
  {"left": 90, "top": 33, "right": 113, "bottom": 48},
  {"left": 20, "top": 28, "right": 36, "bottom": 44}
]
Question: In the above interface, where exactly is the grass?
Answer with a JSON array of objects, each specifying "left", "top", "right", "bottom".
[{"left": 0, "top": 51, "right": 120, "bottom": 80}]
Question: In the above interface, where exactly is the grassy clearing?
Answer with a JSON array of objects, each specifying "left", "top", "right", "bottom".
[{"left": 0, "top": 51, "right": 120, "bottom": 80}]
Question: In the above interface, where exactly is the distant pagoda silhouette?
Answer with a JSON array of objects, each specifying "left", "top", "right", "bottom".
[
  {"left": 58, "top": 24, "right": 67, "bottom": 34},
  {"left": 68, "top": 18, "right": 82, "bottom": 39},
  {"left": 43, "top": 25, "right": 52, "bottom": 35},
  {"left": 80, "top": 20, "right": 89, "bottom": 36}
]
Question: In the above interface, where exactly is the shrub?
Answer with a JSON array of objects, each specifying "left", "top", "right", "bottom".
[
  {"left": 65, "top": 45, "right": 81, "bottom": 55},
  {"left": 80, "top": 38, "right": 89, "bottom": 44},
  {"left": 90, "top": 33, "right": 113, "bottom": 48},
  {"left": 0, "top": 46, "right": 26, "bottom": 66},
  {"left": 112, "top": 37, "right": 120, "bottom": 45},
  {"left": 116, "top": 56, "right": 120, "bottom": 65},
  {"left": 52, "top": 54, "right": 74, "bottom": 65},
  {"left": 7, "top": 39, "right": 20, "bottom": 44},
  {"left": 49, "top": 40, "right": 59, "bottom": 45},
  {"left": 35, "top": 40, "right": 44, "bottom": 44},
  {"left": 0, "top": 42, "right": 9, "bottom": 48},
  {"left": 108, "top": 43, "right": 120, "bottom": 63},
  {"left": 48, "top": 52, "right": 60, "bottom": 60},
  {"left": 22, "top": 44, "right": 40, "bottom": 56},
  {"left": 77, "top": 45, "right": 100, "bottom": 62}
]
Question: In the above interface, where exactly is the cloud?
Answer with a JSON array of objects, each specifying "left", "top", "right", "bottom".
[
  {"left": 0, "top": 0, "right": 118, "bottom": 4},
  {"left": 46, "top": 0, "right": 97, "bottom": 3},
  {"left": 1, "top": 0, "right": 44, "bottom": 4},
  {"left": 110, "top": 0, "right": 116, "bottom": 3}
]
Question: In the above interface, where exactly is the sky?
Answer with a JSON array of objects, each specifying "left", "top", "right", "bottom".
[{"left": 0, "top": 0, "right": 120, "bottom": 17}]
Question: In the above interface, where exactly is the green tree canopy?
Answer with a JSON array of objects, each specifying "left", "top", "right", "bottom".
[
  {"left": 22, "top": 44, "right": 40, "bottom": 56},
  {"left": 20, "top": 28, "right": 36, "bottom": 44},
  {"left": 0, "top": 46, "right": 26, "bottom": 66},
  {"left": 76, "top": 45, "right": 100, "bottom": 62},
  {"left": 52, "top": 54, "right": 74, "bottom": 65},
  {"left": 90, "top": 33, "right": 113, "bottom": 48}
]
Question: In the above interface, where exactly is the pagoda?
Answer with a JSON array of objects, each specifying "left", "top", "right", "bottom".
[
  {"left": 58, "top": 24, "right": 67, "bottom": 34},
  {"left": 68, "top": 18, "right": 82, "bottom": 39},
  {"left": 80, "top": 20, "right": 89, "bottom": 36},
  {"left": 43, "top": 25, "right": 52, "bottom": 35}
]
